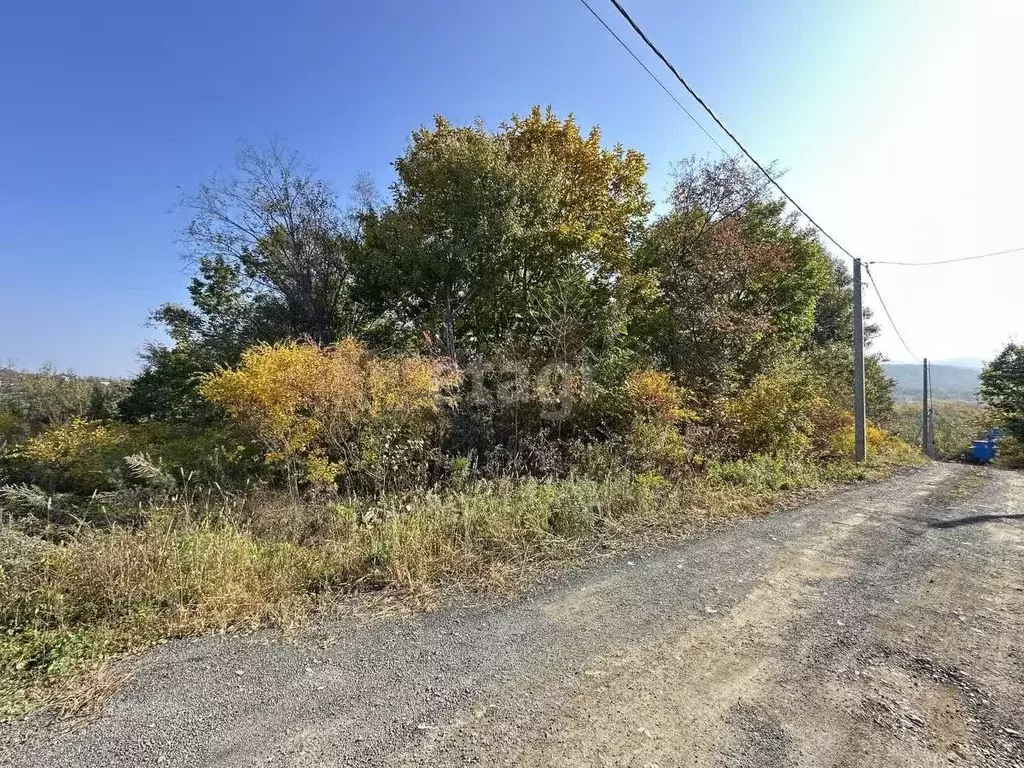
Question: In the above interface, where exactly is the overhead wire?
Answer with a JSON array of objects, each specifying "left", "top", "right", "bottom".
[
  {"left": 870, "top": 245, "right": 1024, "bottom": 267},
  {"left": 576, "top": 0, "right": 731, "bottom": 156},
  {"left": 603, "top": 0, "right": 859, "bottom": 263},
  {"left": 582, "top": 0, "right": 927, "bottom": 362},
  {"left": 864, "top": 263, "right": 920, "bottom": 362}
]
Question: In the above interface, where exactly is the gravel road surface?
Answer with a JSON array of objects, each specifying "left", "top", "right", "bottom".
[{"left": 4, "top": 463, "right": 1023, "bottom": 767}]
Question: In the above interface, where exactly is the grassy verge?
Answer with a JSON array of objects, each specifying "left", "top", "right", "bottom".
[
  {"left": 891, "top": 400, "right": 998, "bottom": 460},
  {"left": 1, "top": 446, "right": 923, "bottom": 719}
]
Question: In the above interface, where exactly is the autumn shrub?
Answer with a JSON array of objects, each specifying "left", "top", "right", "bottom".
[
  {"left": 995, "top": 435, "right": 1024, "bottom": 469},
  {"left": 827, "top": 417, "right": 924, "bottom": 465},
  {"left": 6, "top": 417, "right": 254, "bottom": 497},
  {"left": 16, "top": 418, "right": 134, "bottom": 494},
  {"left": 200, "top": 339, "right": 459, "bottom": 491},
  {"left": 614, "top": 370, "right": 697, "bottom": 474},
  {"left": 723, "top": 360, "right": 839, "bottom": 458},
  {"left": 0, "top": 369, "right": 92, "bottom": 443},
  {"left": 620, "top": 369, "right": 690, "bottom": 422},
  {"left": 0, "top": 368, "right": 129, "bottom": 445},
  {"left": 446, "top": 350, "right": 598, "bottom": 478}
]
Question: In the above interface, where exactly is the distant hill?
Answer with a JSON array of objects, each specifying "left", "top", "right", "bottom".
[
  {"left": 933, "top": 357, "right": 988, "bottom": 370},
  {"left": 884, "top": 363, "right": 981, "bottom": 402}
]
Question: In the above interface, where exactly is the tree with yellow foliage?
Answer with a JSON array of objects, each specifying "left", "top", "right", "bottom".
[
  {"left": 200, "top": 339, "right": 459, "bottom": 492},
  {"left": 356, "top": 106, "right": 651, "bottom": 368}
]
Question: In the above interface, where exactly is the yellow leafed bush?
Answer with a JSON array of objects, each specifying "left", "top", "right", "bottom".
[
  {"left": 615, "top": 370, "right": 697, "bottom": 474},
  {"left": 828, "top": 416, "right": 924, "bottom": 465},
  {"left": 200, "top": 342, "right": 331, "bottom": 467},
  {"left": 18, "top": 418, "right": 132, "bottom": 493},
  {"left": 12, "top": 418, "right": 250, "bottom": 495},
  {"left": 200, "top": 339, "right": 460, "bottom": 490},
  {"left": 725, "top": 360, "right": 840, "bottom": 458},
  {"left": 623, "top": 369, "right": 696, "bottom": 425}
]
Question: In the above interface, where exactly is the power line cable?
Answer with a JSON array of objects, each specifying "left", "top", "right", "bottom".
[
  {"left": 577, "top": 0, "right": 731, "bottom": 156},
  {"left": 864, "top": 262, "right": 920, "bottom": 362},
  {"left": 587, "top": 0, "right": 932, "bottom": 368},
  {"left": 604, "top": 0, "right": 858, "bottom": 263},
  {"left": 870, "top": 245, "right": 1024, "bottom": 267}
]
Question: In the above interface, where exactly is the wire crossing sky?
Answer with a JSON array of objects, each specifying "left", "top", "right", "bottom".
[
  {"left": 589, "top": 0, "right": 1019, "bottom": 367},
  {"left": 1, "top": 0, "right": 1021, "bottom": 374},
  {"left": 870, "top": 246, "right": 1024, "bottom": 268},
  {"left": 603, "top": 0, "right": 862, "bottom": 266},
  {"left": 577, "top": 0, "right": 730, "bottom": 157},
  {"left": 865, "top": 263, "right": 919, "bottom": 363}
]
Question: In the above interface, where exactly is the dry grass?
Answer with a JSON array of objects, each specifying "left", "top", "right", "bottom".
[
  {"left": 891, "top": 400, "right": 998, "bottom": 460},
  {"left": 0, "top": 445, "right": 924, "bottom": 719}
]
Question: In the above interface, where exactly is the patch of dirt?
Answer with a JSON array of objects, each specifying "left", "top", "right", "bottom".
[{"left": 6, "top": 464, "right": 1024, "bottom": 768}]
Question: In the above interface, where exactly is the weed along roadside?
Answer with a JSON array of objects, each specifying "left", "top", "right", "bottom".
[
  {"left": 0, "top": 447, "right": 922, "bottom": 720},
  {"left": 2, "top": 117, "right": 929, "bottom": 721}
]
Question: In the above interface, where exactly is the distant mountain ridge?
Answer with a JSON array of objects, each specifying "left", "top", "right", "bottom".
[
  {"left": 884, "top": 362, "right": 982, "bottom": 402},
  {"left": 932, "top": 357, "right": 987, "bottom": 370}
]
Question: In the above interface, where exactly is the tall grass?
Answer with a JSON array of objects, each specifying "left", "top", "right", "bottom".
[{"left": 0, "top": 445, "right": 922, "bottom": 717}]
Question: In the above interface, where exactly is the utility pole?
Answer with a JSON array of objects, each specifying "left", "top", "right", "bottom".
[
  {"left": 922, "top": 358, "right": 931, "bottom": 457},
  {"left": 928, "top": 369, "right": 935, "bottom": 457},
  {"left": 853, "top": 258, "right": 867, "bottom": 462}
]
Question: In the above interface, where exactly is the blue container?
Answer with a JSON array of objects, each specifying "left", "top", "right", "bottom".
[{"left": 972, "top": 440, "right": 996, "bottom": 463}]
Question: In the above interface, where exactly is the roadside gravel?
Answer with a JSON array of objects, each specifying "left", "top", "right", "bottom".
[{"left": 4, "top": 463, "right": 1022, "bottom": 767}]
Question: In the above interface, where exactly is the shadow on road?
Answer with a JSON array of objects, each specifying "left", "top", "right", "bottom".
[{"left": 929, "top": 513, "right": 1024, "bottom": 529}]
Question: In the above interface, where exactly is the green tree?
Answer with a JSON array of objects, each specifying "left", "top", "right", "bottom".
[
  {"left": 633, "top": 156, "right": 830, "bottom": 397},
  {"left": 355, "top": 118, "right": 519, "bottom": 357},
  {"left": 980, "top": 342, "right": 1024, "bottom": 441},
  {"left": 805, "top": 257, "right": 895, "bottom": 426},
  {"left": 811, "top": 257, "right": 879, "bottom": 347},
  {"left": 119, "top": 344, "right": 221, "bottom": 424},
  {"left": 123, "top": 142, "right": 362, "bottom": 422},
  {"left": 356, "top": 107, "right": 651, "bottom": 367},
  {"left": 354, "top": 108, "right": 652, "bottom": 465}
]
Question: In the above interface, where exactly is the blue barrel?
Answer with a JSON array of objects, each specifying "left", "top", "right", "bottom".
[{"left": 972, "top": 440, "right": 996, "bottom": 463}]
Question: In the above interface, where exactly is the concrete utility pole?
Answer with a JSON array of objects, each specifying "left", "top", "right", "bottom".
[
  {"left": 929, "top": 390, "right": 935, "bottom": 456},
  {"left": 922, "top": 359, "right": 933, "bottom": 458},
  {"left": 853, "top": 258, "right": 867, "bottom": 462}
]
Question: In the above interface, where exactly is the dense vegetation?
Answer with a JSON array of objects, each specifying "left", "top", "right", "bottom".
[
  {"left": 886, "top": 343, "right": 1024, "bottom": 465},
  {"left": 980, "top": 343, "right": 1024, "bottom": 441},
  {"left": 0, "top": 109, "right": 923, "bottom": 716},
  {"left": 891, "top": 400, "right": 994, "bottom": 460},
  {"left": 979, "top": 342, "right": 1024, "bottom": 465}
]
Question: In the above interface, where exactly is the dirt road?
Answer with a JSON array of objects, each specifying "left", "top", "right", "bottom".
[{"left": 4, "top": 464, "right": 1023, "bottom": 767}]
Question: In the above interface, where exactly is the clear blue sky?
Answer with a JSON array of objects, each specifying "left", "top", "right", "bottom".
[{"left": 2, "top": 0, "right": 1021, "bottom": 375}]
